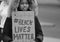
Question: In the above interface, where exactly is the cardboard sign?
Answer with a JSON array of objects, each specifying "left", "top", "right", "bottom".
[{"left": 12, "top": 11, "right": 35, "bottom": 42}]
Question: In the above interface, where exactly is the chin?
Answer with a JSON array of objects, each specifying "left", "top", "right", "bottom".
[{"left": 23, "top": 9, "right": 27, "bottom": 11}]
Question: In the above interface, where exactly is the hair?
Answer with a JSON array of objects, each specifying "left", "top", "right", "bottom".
[
  {"left": 17, "top": 0, "right": 33, "bottom": 11},
  {"left": 0, "top": 1, "right": 2, "bottom": 4}
]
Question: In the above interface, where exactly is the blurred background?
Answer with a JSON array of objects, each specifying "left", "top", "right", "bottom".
[
  {"left": 0, "top": 0, "right": 60, "bottom": 42},
  {"left": 37, "top": 0, "right": 60, "bottom": 42}
]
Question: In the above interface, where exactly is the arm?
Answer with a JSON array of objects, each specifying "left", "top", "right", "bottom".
[
  {"left": 10, "top": 0, "right": 20, "bottom": 11},
  {"left": 31, "top": 0, "right": 38, "bottom": 16},
  {"left": 6, "top": 0, "right": 19, "bottom": 16},
  {"left": 35, "top": 16, "right": 44, "bottom": 42}
]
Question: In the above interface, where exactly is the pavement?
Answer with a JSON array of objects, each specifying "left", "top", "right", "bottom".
[
  {"left": 38, "top": 6, "right": 60, "bottom": 42},
  {"left": 43, "top": 37, "right": 60, "bottom": 42},
  {"left": 38, "top": 6, "right": 60, "bottom": 39}
]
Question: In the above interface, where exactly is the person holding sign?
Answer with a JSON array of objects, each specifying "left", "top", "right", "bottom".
[
  {"left": 0, "top": 0, "right": 43, "bottom": 42},
  {"left": 17, "top": 0, "right": 44, "bottom": 42},
  {"left": 0, "top": 0, "right": 13, "bottom": 42},
  {"left": 0, "top": 0, "right": 20, "bottom": 42}
]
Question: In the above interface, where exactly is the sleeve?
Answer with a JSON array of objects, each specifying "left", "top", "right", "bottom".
[{"left": 35, "top": 16, "right": 44, "bottom": 42}]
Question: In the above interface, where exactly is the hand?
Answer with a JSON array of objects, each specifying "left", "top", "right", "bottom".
[
  {"left": 31, "top": 0, "right": 38, "bottom": 11},
  {"left": 3, "top": 35, "right": 12, "bottom": 42},
  {"left": 37, "top": 35, "right": 43, "bottom": 41}
]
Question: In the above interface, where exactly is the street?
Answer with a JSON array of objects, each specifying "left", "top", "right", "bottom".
[{"left": 38, "top": 5, "right": 60, "bottom": 42}]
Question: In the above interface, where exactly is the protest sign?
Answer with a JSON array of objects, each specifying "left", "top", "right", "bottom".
[{"left": 12, "top": 11, "right": 35, "bottom": 42}]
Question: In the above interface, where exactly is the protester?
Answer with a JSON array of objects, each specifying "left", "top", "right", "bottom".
[
  {"left": 0, "top": 0, "right": 43, "bottom": 42},
  {"left": 17, "top": 0, "right": 44, "bottom": 42},
  {"left": 0, "top": 0, "right": 13, "bottom": 42}
]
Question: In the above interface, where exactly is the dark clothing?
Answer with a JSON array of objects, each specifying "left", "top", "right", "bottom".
[
  {"left": 3, "top": 17, "right": 12, "bottom": 39},
  {"left": 0, "top": 28, "right": 3, "bottom": 42},
  {"left": 17, "top": 6, "right": 31, "bottom": 11},
  {"left": 3, "top": 14, "right": 43, "bottom": 42},
  {"left": 35, "top": 16, "right": 43, "bottom": 42},
  {"left": 0, "top": 17, "right": 12, "bottom": 42},
  {"left": 3, "top": 17, "right": 12, "bottom": 42}
]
